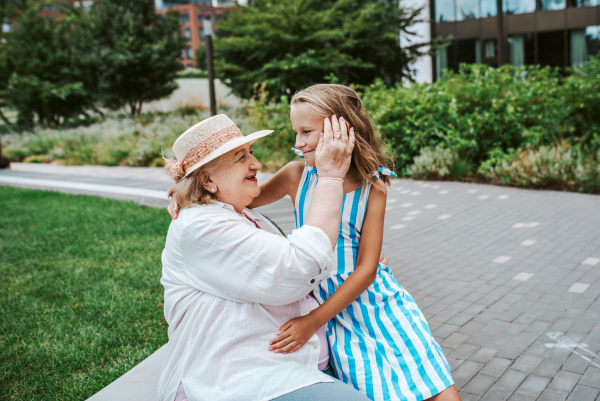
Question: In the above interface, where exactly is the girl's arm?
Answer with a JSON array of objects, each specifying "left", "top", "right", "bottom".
[
  {"left": 268, "top": 184, "right": 387, "bottom": 354},
  {"left": 167, "top": 160, "right": 304, "bottom": 218},
  {"left": 248, "top": 161, "right": 304, "bottom": 209}
]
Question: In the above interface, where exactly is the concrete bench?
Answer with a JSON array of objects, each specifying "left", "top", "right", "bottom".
[{"left": 87, "top": 346, "right": 167, "bottom": 401}]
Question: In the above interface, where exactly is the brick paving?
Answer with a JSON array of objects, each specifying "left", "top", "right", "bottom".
[{"left": 2, "top": 163, "right": 600, "bottom": 401}]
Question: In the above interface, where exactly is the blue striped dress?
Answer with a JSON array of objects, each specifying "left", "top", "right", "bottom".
[{"left": 295, "top": 165, "right": 454, "bottom": 401}]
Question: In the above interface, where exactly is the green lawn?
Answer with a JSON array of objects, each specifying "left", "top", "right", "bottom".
[{"left": 0, "top": 186, "right": 170, "bottom": 400}]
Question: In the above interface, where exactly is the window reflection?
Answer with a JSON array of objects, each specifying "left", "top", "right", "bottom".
[
  {"left": 568, "top": 0, "right": 598, "bottom": 5},
  {"left": 538, "top": 0, "right": 566, "bottom": 10},
  {"left": 436, "top": 0, "right": 455, "bottom": 22},
  {"left": 481, "top": 0, "right": 497, "bottom": 17},
  {"left": 456, "top": 0, "right": 479, "bottom": 20},
  {"left": 508, "top": 33, "right": 535, "bottom": 66},
  {"left": 538, "top": 31, "right": 565, "bottom": 67},
  {"left": 504, "top": 0, "right": 536, "bottom": 14},
  {"left": 457, "top": 38, "right": 479, "bottom": 65},
  {"left": 484, "top": 39, "right": 496, "bottom": 59}
]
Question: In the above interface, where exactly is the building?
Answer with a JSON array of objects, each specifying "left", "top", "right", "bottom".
[
  {"left": 155, "top": 0, "right": 232, "bottom": 70},
  {"left": 429, "top": 0, "right": 600, "bottom": 80},
  {"left": 400, "top": 0, "right": 433, "bottom": 83}
]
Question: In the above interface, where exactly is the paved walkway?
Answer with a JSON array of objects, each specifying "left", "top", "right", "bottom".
[{"left": 1, "top": 163, "right": 599, "bottom": 401}]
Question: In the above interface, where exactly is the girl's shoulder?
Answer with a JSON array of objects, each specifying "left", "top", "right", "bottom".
[{"left": 365, "top": 181, "right": 388, "bottom": 210}]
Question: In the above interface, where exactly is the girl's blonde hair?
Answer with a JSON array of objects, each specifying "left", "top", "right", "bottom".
[
  {"left": 168, "top": 158, "right": 220, "bottom": 208},
  {"left": 291, "top": 84, "right": 392, "bottom": 189}
]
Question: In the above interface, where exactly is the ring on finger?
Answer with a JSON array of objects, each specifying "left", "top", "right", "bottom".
[{"left": 335, "top": 134, "right": 341, "bottom": 139}]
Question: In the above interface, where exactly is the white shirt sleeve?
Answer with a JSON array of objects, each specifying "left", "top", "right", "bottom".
[{"left": 179, "top": 208, "right": 334, "bottom": 305}]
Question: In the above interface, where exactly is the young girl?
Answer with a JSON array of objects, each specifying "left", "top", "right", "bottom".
[{"left": 169, "top": 85, "right": 459, "bottom": 401}]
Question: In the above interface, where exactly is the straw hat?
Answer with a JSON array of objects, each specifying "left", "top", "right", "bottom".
[{"left": 163, "top": 114, "right": 273, "bottom": 182}]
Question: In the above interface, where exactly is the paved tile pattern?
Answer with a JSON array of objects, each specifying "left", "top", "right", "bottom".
[
  {"left": 384, "top": 180, "right": 600, "bottom": 401},
  {"left": 2, "top": 164, "right": 600, "bottom": 401}
]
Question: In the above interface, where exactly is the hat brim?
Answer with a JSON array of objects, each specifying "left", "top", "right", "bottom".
[{"left": 184, "top": 130, "right": 273, "bottom": 177}]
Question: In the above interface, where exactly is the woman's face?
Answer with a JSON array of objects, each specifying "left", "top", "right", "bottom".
[
  {"left": 290, "top": 103, "right": 325, "bottom": 167},
  {"left": 205, "top": 143, "right": 262, "bottom": 212}
]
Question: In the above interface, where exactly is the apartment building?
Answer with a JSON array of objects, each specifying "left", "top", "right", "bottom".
[
  {"left": 430, "top": 0, "right": 600, "bottom": 80},
  {"left": 155, "top": 0, "right": 232, "bottom": 70}
]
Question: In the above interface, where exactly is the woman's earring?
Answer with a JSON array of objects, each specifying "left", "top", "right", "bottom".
[{"left": 212, "top": 188, "right": 216, "bottom": 192}]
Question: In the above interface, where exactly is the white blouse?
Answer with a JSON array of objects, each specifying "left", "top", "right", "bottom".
[{"left": 157, "top": 201, "right": 335, "bottom": 401}]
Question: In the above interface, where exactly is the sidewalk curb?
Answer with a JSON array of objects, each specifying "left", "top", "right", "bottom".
[{"left": 0, "top": 176, "right": 170, "bottom": 208}]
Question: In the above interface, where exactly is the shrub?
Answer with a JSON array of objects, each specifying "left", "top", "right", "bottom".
[
  {"left": 408, "top": 147, "right": 473, "bottom": 180},
  {"left": 479, "top": 146, "right": 600, "bottom": 193},
  {"left": 362, "top": 62, "right": 600, "bottom": 173},
  {"left": 3, "top": 111, "right": 210, "bottom": 167}
]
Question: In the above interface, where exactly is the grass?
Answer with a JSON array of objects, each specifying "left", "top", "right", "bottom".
[{"left": 0, "top": 186, "right": 171, "bottom": 400}]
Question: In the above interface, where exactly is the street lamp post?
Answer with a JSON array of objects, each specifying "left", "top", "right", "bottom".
[
  {"left": 496, "top": 0, "right": 505, "bottom": 66},
  {"left": 203, "top": 19, "right": 217, "bottom": 116}
]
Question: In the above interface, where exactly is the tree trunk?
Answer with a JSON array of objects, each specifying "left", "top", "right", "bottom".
[{"left": 0, "top": 109, "right": 12, "bottom": 126}]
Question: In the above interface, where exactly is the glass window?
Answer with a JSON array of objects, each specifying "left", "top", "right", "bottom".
[
  {"left": 538, "top": 30, "right": 566, "bottom": 67},
  {"left": 509, "top": 36, "right": 526, "bottom": 67},
  {"left": 187, "top": 64, "right": 194, "bottom": 70},
  {"left": 181, "top": 13, "right": 189, "bottom": 24},
  {"left": 504, "top": 0, "right": 536, "bottom": 14},
  {"left": 184, "top": 27, "right": 191, "bottom": 39},
  {"left": 571, "top": 30, "right": 587, "bottom": 66},
  {"left": 567, "top": 0, "right": 597, "bottom": 5},
  {"left": 508, "top": 33, "right": 535, "bottom": 66},
  {"left": 484, "top": 39, "right": 496, "bottom": 58},
  {"left": 199, "top": 26, "right": 205, "bottom": 40},
  {"left": 587, "top": 26, "right": 600, "bottom": 58},
  {"left": 437, "top": 47, "right": 449, "bottom": 79},
  {"left": 572, "top": 26, "right": 600, "bottom": 65},
  {"left": 187, "top": 46, "right": 193, "bottom": 59},
  {"left": 436, "top": 0, "right": 455, "bottom": 22},
  {"left": 538, "top": 0, "right": 566, "bottom": 10},
  {"left": 475, "top": 39, "right": 482, "bottom": 63},
  {"left": 481, "top": 0, "right": 497, "bottom": 17},
  {"left": 457, "top": 38, "right": 479, "bottom": 65},
  {"left": 456, "top": 0, "right": 479, "bottom": 20}
]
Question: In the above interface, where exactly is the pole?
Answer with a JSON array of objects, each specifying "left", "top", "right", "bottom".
[
  {"left": 204, "top": 20, "right": 217, "bottom": 116},
  {"left": 496, "top": 0, "right": 504, "bottom": 66}
]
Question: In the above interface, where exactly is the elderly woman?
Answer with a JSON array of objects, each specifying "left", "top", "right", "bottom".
[{"left": 157, "top": 114, "right": 367, "bottom": 401}]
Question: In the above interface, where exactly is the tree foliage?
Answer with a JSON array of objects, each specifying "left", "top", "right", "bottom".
[
  {"left": 214, "top": 0, "right": 435, "bottom": 100},
  {"left": 89, "top": 0, "right": 186, "bottom": 116},
  {"left": 0, "top": 0, "right": 185, "bottom": 128},
  {"left": 1, "top": 1, "right": 96, "bottom": 128}
]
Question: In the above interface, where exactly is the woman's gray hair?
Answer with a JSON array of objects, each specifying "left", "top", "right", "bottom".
[{"left": 168, "top": 157, "right": 221, "bottom": 208}]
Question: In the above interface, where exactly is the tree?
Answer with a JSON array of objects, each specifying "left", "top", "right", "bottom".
[
  {"left": 214, "top": 0, "right": 436, "bottom": 100},
  {"left": 1, "top": 0, "right": 96, "bottom": 128},
  {"left": 89, "top": 0, "right": 186, "bottom": 116}
]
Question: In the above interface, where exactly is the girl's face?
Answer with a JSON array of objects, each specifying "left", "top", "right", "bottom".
[{"left": 290, "top": 103, "right": 325, "bottom": 167}]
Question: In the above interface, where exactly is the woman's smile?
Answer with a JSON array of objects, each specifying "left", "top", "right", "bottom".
[{"left": 245, "top": 174, "right": 257, "bottom": 182}]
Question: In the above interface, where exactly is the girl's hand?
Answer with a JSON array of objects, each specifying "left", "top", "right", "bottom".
[
  {"left": 268, "top": 314, "right": 320, "bottom": 354},
  {"left": 380, "top": 252, "right": 388, "bottom": 266},
  {"left": 168, "top": 200, "right": 180, "bottom": 219}
]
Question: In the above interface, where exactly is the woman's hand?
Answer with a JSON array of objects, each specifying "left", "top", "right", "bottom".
[
  {"left": 168, "top": 200, "right": 180, "bottom": 219},
  {"left": 315, "top": 115, "right": 355, "bottom": 180},
  {"left": 268, "top": 314, "right": 321, "bottom": 354}
]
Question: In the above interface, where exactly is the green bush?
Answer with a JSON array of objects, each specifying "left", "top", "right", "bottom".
[
  {"left": 3, "top": 111, "right": 211, "bottom": 166},
  {"left": 479, "top": 146, "right": 600, "bottom": 193},
  {"left": 363, "top": 58, "right": 600, "bottom": 175},
  {"left": 408, "top": 147, "right": 473, "bottom": 180}
]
